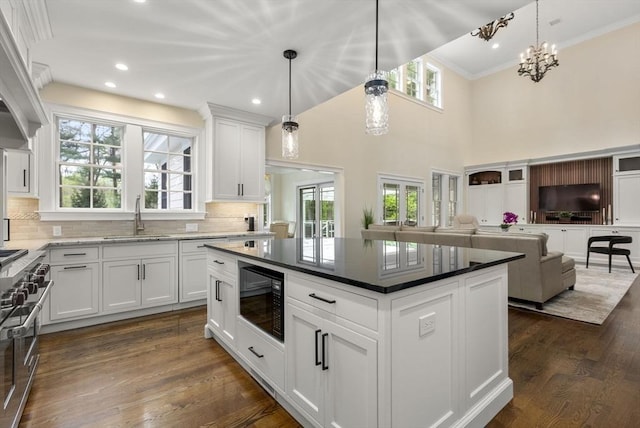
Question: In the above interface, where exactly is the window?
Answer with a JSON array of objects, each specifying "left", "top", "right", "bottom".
[
  {"left": 388, "top": 67, "right": 402, "bottom": 91},
  {"left": 143, "top": 131, "right": 193, "bottom": 210},
  {"left": 432, "top": 171, "right": 461, "bottom": 227},
  {"left": 379, "top": 177, "right": 423, "bottom": 226},
  {"left": 425, "top": 64, "right": 442, "bottom": 108},
  {"left": 405, "top": 59, "right": 423, "bottom": 100},
  {"left": 58, "top": 118, "right": 123, "bottom": 209}
]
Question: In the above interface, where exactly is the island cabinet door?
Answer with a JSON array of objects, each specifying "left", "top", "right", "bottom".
[
  {"left": 286, "top": 304, "right": 325, "bottom": 426},
  {"left": 286, "top": 303, "right": 379, "bottom": 428},
  {"left": 207, "top": 271, "right": 237, "bottom": 348}
]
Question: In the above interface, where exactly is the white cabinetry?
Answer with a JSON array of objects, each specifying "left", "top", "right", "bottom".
[
  {"left": 179, "top": 239, "right": 225, "bottom": 302},
  {"left": 613, "top": 175, "right": 640, "bottom": 225},
  {"left": 286, "top": 298, "right": 378, "bottom": 428},
  {"left": 207, "top": 251, "right": 237, "bottom": 348},
  {"left": 48, "top": 246, "right": 100, "bottom": 321},
  {"left": 467, "top": 184, "right": 503, "bottom": 225},
  {"left": 102, "top": 242, "right": 177, "bottom": 313},
  {"left": 6, "top": 150, "right": 31, "bottom": 194},
  {"left": 203, "top": 104, "right": 271, "bottom": 202},
  {"left": 543, "top": 226, "right": 587, "bottom": 260}
]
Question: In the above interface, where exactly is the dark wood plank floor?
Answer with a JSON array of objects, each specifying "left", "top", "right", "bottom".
[{"left": 20, "top": 276, "right": 640, "bottom": 427}]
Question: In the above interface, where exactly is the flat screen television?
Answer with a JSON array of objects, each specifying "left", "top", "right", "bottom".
[{"left": 539, "top": 183, "right": 601, "bottom": 212}]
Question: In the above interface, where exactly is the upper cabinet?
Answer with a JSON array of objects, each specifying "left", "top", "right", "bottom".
[
  {"left": 201, "top": 103, "right": 272, "bottom": 203},
  {"left": 613, "top": 152, "right": 640, "bottom": 225},
  {"left": 0, "top": 1, "right": 50, "bottom": 149},
  {"left": 6, "top": 149, "right": 31, "bottom": 194}
]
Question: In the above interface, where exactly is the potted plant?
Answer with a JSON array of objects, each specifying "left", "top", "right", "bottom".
[
  {"left": 362, "top": 206, "right": 374, "bottom": 230},
  {"left": 558, "top": 211, "right": 573, "bottom": 223},
  {"left": 501, "top": 211, "right": 518, "bottom": 231}
]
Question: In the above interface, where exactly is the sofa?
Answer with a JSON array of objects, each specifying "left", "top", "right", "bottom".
[{"left": 362, "top": 224, "right": 576, "bottom": 309}]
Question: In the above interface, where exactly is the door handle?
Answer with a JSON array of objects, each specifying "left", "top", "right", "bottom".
[
  {"left": 23, "top": 169, "right": 27, "bottom": 187},
  {"left": 137, "top": 264, "right": 140, "bottom": 280},
  {"left": 142, "top": 264, "right": 146, "bottom": 280},
  {"left": 215, "top": 280, "right": 222, "bottom": 302},
  {"left": 241, "top": 183, "right": 244, "bottom": 196},
  {"left": 237, "top": 183, "right": 241, "bottom": 196},
  {"left": 309, "top": 293, "right": 336, "bottom": 304},
  {"left": 63, "top": 265, "right": 87, "bottom": 270},
  {"left": 321, "top": 333, "right": 329, "bottom": 371},
  {"left": 314, "top": 329, "right": 322, "bottom": 366}
]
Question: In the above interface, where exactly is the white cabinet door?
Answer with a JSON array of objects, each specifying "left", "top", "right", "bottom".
[
  {"left": 103, "top": 260, "right": 141, "bottom": 312},
  {"left": 180, "top": 253, "right": 207, "bottom": 302},
  {"left": 544, "top": 226, "right": 587, "bottom": 260},
  {"left": 238, "top": 124, "right": 265, "bottom": 201},
  {"left": 49, "top": 263, "right": 100, "bottom": 321},
  {"left": 141, "top": 256, "right": 176, "bottom": 306},
  {"left": 6, "top": 150, "right": 30, "bottom": 194},
  {"left": 614, "top": 175, "right": 640, "bottom": 225},
  {"left": 504, "top": 182, "right": 527, "bottom": 224},
  {"left": 286, "top": 303, "right": 378, "bottom": 428},
  {"left": 467, "top": 184, "right": 503, "bottom": 225},
  {"left": 324, "top": 321, "right": 378, "bottom": 428},
  {"left": 286, "top": 303, "right": 325, "bottom": 426},
  {"left": 207, "top": 271, "right": 237, "bottom": 347},
  {"left": 212, "top": 118, "right": 265, "bottom": 202}
]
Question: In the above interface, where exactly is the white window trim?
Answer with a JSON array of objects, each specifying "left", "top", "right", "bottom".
[
  {"left": 38, "top": 103, "right": 206, "bottom": 221},
  {"left": 377, "top": 173, "right": 426, "bottom": 226},
  {"left": 425, "top": 62, "right": 443, "bottom": 109}
]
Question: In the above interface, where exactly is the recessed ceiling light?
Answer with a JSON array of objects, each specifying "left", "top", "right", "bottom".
[
  {"left": 133, "top": 0, "right": 146, "bottom": 3},
  {"left": 105, "top": 81, "right": 116, "bottom": 88},
  {"left": 115, "top": 63, "right": 128, "bottom": 71},
  {"left": 251, "top": 98, "right": 261, "bottom": 105},
  {"left": 492, "top": 43, "right": 500, "bottom": 49},
  {"left": 154, "top": 93, "right": 165, "bottom": 99}
]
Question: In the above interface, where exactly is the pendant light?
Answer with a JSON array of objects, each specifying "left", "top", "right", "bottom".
[
  {"left": 282, "top": 49, "right": 299, "bottom": 159},
  {"left": 364, "top": 0, "right": 389, "bottom": 136}
]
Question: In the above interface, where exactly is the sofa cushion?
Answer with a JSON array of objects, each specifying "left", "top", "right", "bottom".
[
  {"left": 368, "top": 224, "right": 401, "bottom": 231},
  {"left": 434, "top": 227, "right": 476, "bottom": 234},
  {"left": 475, "top": 230, "right": 549, "bottom": 256},
  {"left": 561, "top": 255, "right": 575, "bottom": 273},
  {"left": 401, "top": 224, "right": 435, "bottom": 232}
]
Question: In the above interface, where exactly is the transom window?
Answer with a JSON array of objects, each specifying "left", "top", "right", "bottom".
[
  {"left": 426, "top": 64, "right": 442, "bottom": 108},
  {"left": 143, "top": 131, "right": 193, "bottom": 210},
  {"left": 389, "top": 58, "right": 442, "bottom": 109},
  {"left": 58, "top": 118, "right": 123, "bottom": 209},
  {"left": 405, "top": 59, "right": 423, "bottom": 100}
]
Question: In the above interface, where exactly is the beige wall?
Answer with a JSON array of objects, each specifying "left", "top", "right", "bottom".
[
  {"left": 40, "top": 82, "right": 204, "bottom": 128},
  {"left": 266, "top": 57, "right": 473, "bottom": 237},
  {"left": 468, "top": 22, "right": 640, "bottom": 164}
]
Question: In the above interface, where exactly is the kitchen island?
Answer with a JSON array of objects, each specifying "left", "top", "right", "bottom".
[{"left": 205, "top": 237, "right": 524, "bottom": 428}]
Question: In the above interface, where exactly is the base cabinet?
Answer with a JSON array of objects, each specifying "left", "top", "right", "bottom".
[
  {"left": 49, "top": 263, "right": 100, "bottom": 320},
  {"left": 207, "top": 271, "right": 237, "bottom": 348},
  {"left": 543, "top": 226, "right": 587, "bottom": 260},
  {"left": 286, "top": 303, "right": 378, "bottom": 428}
]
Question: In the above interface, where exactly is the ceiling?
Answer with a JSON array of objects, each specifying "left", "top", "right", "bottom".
[{"left": 32, "top": 1, "right": 640, "bottom": 123}]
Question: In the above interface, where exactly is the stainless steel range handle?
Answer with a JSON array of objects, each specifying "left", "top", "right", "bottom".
[{"left": 8, "top": 280, "right": 54, "bottom": 339}]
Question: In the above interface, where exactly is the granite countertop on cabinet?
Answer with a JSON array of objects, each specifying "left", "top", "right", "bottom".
[
  {"left": 205, "top": 237, "right": 524, "bottom": 294},
  {"left": 2, "top": 231, "right": 274, "bottom": 252}
]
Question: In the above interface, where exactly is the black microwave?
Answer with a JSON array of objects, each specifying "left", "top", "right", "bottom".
[{"left": 239, "top": 264, "right": 284, "bottom": 342}]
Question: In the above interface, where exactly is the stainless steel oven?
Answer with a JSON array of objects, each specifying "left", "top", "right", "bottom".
[
  {"left": 0, "top": 251, "right": 51, "bottom": 428},
  {"left": 239, "top": 264, "right": 284, "bottom": 342}
]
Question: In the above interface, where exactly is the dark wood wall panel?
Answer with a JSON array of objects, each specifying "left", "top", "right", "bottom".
[{"left": 529, "top": 157, "right": 612, "bottom": 224}]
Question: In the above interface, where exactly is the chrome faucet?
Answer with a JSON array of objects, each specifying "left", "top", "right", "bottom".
[{"left": 134, "top": 194, "right": 145, "bottom": 235}]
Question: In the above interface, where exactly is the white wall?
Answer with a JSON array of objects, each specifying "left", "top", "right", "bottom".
[
  {"left": 265, "top": 57, "right": 473, "bottom": 237},
  {"left": 467, "top": 22, "right": 640, "bottom": 164}
]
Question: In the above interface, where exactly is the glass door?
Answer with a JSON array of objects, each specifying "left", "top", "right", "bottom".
[
  {"left": 299, "top": 183, "right": 335, "bottom": 238},
  {"left": 381, "top": 179, "right": 421, "bottom": 226}
]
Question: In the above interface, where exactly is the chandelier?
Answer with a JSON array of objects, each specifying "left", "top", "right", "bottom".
[
  {"left": 470, "top": 12, "right": 514, "bottom": 41},
  {"left": 517, "top": 0, "right": 558, "bottom": 82},
  {"left": 364, "top": 0, "right": 389, "bottom": 136},
  {"left": 282, "top": 49, "right": 299, "bottom": 159}
]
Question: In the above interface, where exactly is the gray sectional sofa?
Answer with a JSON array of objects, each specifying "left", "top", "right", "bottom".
[{"left": 362, "top": 224, "right": 576, "bottom": 309}]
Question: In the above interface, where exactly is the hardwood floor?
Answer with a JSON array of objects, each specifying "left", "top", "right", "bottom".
[{"left": 21, "top": 277, "right": 640, "bottom": 427}]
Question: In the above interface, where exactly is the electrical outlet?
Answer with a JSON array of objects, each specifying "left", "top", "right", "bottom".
[
  {"left": 52, "top": 225, "right": 62, "bottom": 237},
  {"left": 186, "top": 223, "right": 198, "bottom": 232},
  {"left": 419, "top": 312, "right": 436, "bottom": 337}
]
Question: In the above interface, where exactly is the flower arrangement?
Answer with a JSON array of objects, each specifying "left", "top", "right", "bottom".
[{"left": 501, "top": 211, "right": 518, "bottom": 230}]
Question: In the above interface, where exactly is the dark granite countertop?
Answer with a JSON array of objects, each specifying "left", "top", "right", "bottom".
[{"left": 205, "top": 237, "right": 524, "bottom": 294}]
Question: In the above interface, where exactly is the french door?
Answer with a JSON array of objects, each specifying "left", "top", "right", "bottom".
[
  {"left": 299, "top": 183, "right": 335, "bottom": 238},
  {"left": 379, "top": 177, "right": 423, "bottom": 226}
]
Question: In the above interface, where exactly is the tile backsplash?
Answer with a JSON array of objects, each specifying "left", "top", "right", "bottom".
[{"left": 6, "top": 197, "right": 260, "bottom": 240}]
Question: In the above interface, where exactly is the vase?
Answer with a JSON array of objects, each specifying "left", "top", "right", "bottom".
[{"left": 500, "top": 225, "right": 510, "bottom": 232}]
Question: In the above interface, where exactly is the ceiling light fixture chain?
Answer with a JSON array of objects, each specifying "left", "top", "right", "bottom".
[
  {"left": 517, "top": 0, "right": 558, "bottom": 83},
  {"left": 470, "top": 12, "right": 515, "bottom": 41},
  {"left": 364, "top": 0, "right": 389, "bottom": 136},
  {"left": 282, "top": 49, "right": 299, "bottom": 159}
]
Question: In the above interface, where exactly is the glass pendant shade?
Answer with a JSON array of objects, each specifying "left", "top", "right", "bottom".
[
  {"left": 364, "top": 70, "right": 389, "bottom": 135},
  {"left": 282, "top": 114, "right": 299, "bottom": 159}
]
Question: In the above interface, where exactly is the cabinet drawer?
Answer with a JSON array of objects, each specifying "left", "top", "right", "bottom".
[
  {"left": 180, "top": 239, "right": 225, "bottom": 254},
  {"left": 237, "top": 318, "right": 284, "bottom": 390},
  {"left": 207, "top": 251, "right": 236, "bottom": 276},
  {"left": 50, "top": 246, "right": 99, "bottom": 263},
  {"left": 288, "top": 275, "right": 378, "bottom": 331},
  {"left": 103, "top": 242, "right": 177, "bottom": 259}
]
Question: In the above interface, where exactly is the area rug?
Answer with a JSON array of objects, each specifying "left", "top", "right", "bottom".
[{"left": 508, "top": 264, "right": 638, "bottom": 325}]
